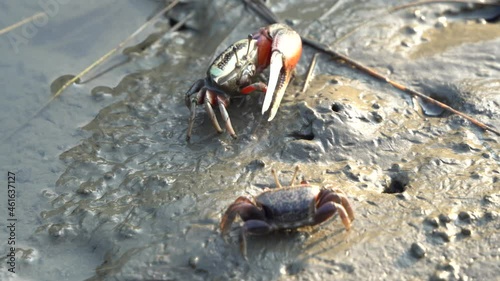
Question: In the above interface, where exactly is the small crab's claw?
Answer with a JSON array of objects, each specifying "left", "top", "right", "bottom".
[{"left": 254, "top": 23, "right": 302, "bottom": 121}]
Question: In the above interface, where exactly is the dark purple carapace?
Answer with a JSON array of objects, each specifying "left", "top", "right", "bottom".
[{"left": 256, "top": 186, "right": 320, "bottom": 225}]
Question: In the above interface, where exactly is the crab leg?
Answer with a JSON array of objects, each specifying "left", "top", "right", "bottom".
[
  {"left": 217, "top": 96, "right": 237, "bottom": 139},
  {"left": 186, "top": 101, "right": 197, "bottom": 141},
  {"left": 220, "top": 197, "right": 265, "bottom": 235},
  {"left": 317, "top": 190, "right": 355, "bottom": 221},
  {"left": 185, "top": 79, "right": 206, "bottom": 141},
  {"left": 314, "top": 202, "right": 351, "bottom": 231},
  {"left": 240, "top": 219, "right": 272, "bottom": 258},
  {"left": 204, "top": 90, "right": 223, "bottom": 135}
]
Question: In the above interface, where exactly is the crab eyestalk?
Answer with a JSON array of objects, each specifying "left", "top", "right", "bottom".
[{"left": 254, "top": 23, "right": 302, "bottom": 121}]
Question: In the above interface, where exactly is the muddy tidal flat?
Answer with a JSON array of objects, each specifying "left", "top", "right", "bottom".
[{"left": 0, "top": 1, "right": 499, "bottom": 280}]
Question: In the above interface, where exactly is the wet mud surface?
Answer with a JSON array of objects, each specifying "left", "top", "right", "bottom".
[{"left": 0, "top": 1, "right": 499, "bottom": 280}]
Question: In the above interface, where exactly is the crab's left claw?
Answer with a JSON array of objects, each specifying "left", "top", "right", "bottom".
[{"left": 254, "top": 24, "right": 302, "bottom": 121}]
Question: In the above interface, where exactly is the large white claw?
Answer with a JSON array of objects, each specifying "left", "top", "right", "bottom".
[{"left": 262, "top": 51, "right": 283, "bottom": 119}]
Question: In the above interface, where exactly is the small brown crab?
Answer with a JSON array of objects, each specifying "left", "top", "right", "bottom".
[{"left": 220, "top": 166, "right": 354, "bottom": 257}]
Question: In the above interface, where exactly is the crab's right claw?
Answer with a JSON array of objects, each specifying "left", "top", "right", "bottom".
[{"left": 256, "top": 24, "right": 302, "bottom": 121}]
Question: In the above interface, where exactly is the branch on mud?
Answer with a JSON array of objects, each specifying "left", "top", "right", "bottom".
[
  {"left": 51, "top": 0, "right": 182, "bottom": 98},
  {"left": 301, "top": 53, "right": 319, "bottom": 94},
  {"left": 0, "top": 12, "right": 47, "bottom": 36},
  {"left": 3, "top": 0, "right": 184, "bottom": 142},
  {"left": 242, "top": 0, "right": 500, "bottom": 136},
  {"left": 80, "top": 11, "right": 194, "bottom": 84}
]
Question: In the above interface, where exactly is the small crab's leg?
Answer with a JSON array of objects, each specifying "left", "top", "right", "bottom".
[
  {"left": 271, "top": 169, "right": 282, "bottom": 188},
  {"left": 317, "top": 190, "right": 354, "bottom": 221},
  {"left": 204, "top": 90, "right": 223, "bottom": 134},
  {"left": 314, "top": 202, "right": 351, "bottom": 231},
  {"left": 217, "top": 96, "right": 237, "bottom": 139},
  {"left": 289, "top": 165, "right": 300, "bottom": 186},
  {"left": 240, "top": 219, "right": 272, "bottom": 258},
  {"left": 316, "top": 189, "right": 330, "bottom": 206},
  {"left": 337, "top": 193, "right": 355, "bottom": 221},
  {"left": 220, "top": 197, "right": 265, "bottom": 235}
]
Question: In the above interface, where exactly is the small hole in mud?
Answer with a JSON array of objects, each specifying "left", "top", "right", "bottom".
[
  {"left": 383, "top": 175, "right": 409, "bottom": 194},
  {"left": 289, "top": 132, "right": 315, "bottom": 140},
  {"left": 168, "top": 18, "right": 189, "bottom": 31},
  {"left": 331, "top": 103, "right": 343, "bottom": 112},
  {"left": 385, "top": 180, "right": 406, "bottom": 193},
  {"left": 419, "top": 94, "right": 453, "bottom": 117},
  {"left": 371, "top": 112, "right": 383, "bottom": 123}
]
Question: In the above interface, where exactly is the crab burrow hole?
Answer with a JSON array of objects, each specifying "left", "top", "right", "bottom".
[
  {"left": 331, "top": 102, "right": 343, "bottom": 113},
  {"left": 383, "top": 170, "right": 410, "bottom": 194},
  {"left": 289, "top": 131, "right": 315, "bottom": 141}
]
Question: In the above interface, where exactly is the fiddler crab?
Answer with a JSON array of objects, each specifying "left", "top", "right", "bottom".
[
  {"left": 220, "top": 166, "right": 355, "bottom": 257},
  {"left": 185, "top": 23, "right": 302, "bottom": 140}
]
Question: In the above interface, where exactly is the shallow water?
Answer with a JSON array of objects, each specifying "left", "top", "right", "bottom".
[{"left": 0, "top": 1, "right": 499, "bottom": 280}]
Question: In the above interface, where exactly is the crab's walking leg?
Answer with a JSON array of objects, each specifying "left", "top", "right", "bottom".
[
  {"left": 186, "top": 101, "right": 197, "bottom": 141},
  {"left": 314, "top": 202, "right": 351, "bottom": 231},
  {"left": 240, "top": 219, "right": 272, "bottom": 258},
  {"left": 185, "top": 79, "right": 205, "bottom": 141},
  {"left": 317, "top": 190, "right": 355, "bottom": 221},
  {"left": 204, "top": 90, "right": 223, "bottom": 135},
  {"left": 217, "top": 96, "right": 237, "bottom": 139},
  {"left": 220, "top": 197, "right": 265, "bottom": 235}
]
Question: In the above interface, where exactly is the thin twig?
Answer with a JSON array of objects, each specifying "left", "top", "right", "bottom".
[
  {"left": 3, "top": 0, "right": 181, "bottom": 142},
  {"left": 80, "top": 10, "right": 194, "bottom": 84},
  {"left": 243, "top": 0, "right": 280, "bottom": 23},
  {"left": 301, "top": 53, "right": 319, "bottom": 94},
  {"left": 52, "top": 0, "right": 181, "bottom": 97},
  {"left": 242, "top": 0, "right": 500, "bottom": 136},
  {"left": 304, "top": 38, "right": 500, "bottom": 135},
  {"left": 0, "top": 12, "right": 46, "bottom": 36},
  {"left": 78, "top": 57, "right": 129, "bottom": 84}
]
